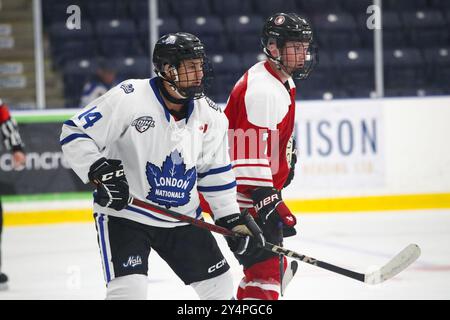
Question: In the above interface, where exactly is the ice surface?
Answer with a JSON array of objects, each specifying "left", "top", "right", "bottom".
[{"left": 1, "top": 209, "right": 449, "bottom": 300}]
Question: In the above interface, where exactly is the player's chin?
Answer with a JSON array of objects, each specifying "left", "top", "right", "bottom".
[{"left": 183, "top": 81, "right": 201, "bottom": 88}]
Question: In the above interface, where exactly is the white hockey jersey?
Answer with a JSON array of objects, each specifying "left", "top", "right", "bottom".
[{"left": 60, "top": 78, "right": 240, "bottom": 227}]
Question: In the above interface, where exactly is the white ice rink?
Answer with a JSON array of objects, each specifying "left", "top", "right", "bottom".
[{"left": 1, "top": 209, "right": 450, "bottom": 300}]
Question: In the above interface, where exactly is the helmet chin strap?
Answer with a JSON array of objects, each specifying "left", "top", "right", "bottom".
[
  {"left": 263, "top": 47, "right": 293, "bottom": 79},
  {"left": 156, "top": 76, "right": 190, "bottom": 104}
]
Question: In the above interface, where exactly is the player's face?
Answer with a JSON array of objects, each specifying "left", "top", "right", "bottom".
[
  {"left": 176, "top": 58, "right": 204, "bottom": 89},
  {"left": 281, "top": 41, "right": 309, "bottom": 75}
]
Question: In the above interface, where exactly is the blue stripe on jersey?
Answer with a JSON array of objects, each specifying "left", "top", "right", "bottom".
[
  {"left": 63, "top": 120, "right": 77, "bottom": 127},
  {"left": 127, "top": 204, "right": 203, "bottom": 223},
  {"left": 197, "top": 181, "right": 237, "bottom": 192},
  {"left": 97, "top": 214, "right": 111, "bottom": 283},
  {"left": 149, "top": 77, "right": 195, "bottom": 123},
  {"left": 195, "top": 206, "right": 202, "bottom": 219},
  {"left": 197, "top": 165, "right": 232, "bottom": 178},
  {"left": 127, "top": 204, "right": 181, "bottom": 223},
  {"left": 60, "top": 133, "right": 92, "bottom": 145},
  {"left": 186, "top": 99, "right": 194, "bottom": 123},
  {"left": 149, "top": 77, "right": 171, "bottom": 122}
]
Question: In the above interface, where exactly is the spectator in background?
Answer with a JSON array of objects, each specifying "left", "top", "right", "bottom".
[
  {"left": 0, "top": 98, "right": 26, "bottom": 290},
  {"left": 79, "top": 58, "right": 119, "bottom": 107}
]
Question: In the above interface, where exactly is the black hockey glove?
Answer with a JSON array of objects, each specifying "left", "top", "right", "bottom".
[
  {"left": 251, "top": 187, "right": 297, "bottom": 237},
  {"left": 215, "top": 210, "right": 265, "bottom": 256},
  {"left": 283, "top": 136, "right": 297, "bottom": 188},
  {"left": 88, "top": 157, "right": 129, "bottom": 211}
]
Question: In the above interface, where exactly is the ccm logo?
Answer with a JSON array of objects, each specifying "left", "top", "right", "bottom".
[
  {"left": 208, "top": 259, "right": 226, "bottom": 273},
  {"left": 255, "top": 194, "right": 279, "bottom": 212},
  {"left": 101, "top": 169, "right": 124, "bottom": 182}
]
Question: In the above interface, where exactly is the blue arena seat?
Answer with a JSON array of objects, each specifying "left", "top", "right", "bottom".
[
  {"left": 253, "top": 0, "right": 298, "bottom": 17},
  {"left": 340, "top": 0, "right": 373, "bottom": 14},
  {"left": 98, "top": 38, "right": 143, "bottom": 57},
  {"left": 302, "top": 88, "right": 350, "bottom": 100},
  {"left": 86, "top": 1, "right": 128, "bottom": 20},
  {"left": 314, "top": 12, "right": 360, "bottom": 49},
  {"left": 210, "top": 53, "right": 242, "bottom": 76},
  {"left": 63, "top": 58, "right": 98, "bottom": 107},
  {"left": 129, "top": 0, "right": 172, "bottom": 20},
  {"left": 230, "top": 33, "right": 263, "bottom": 54},
  {"left": 384, "top": 48, "right": 426, "bottom": 88},
  {"left": 52, "top": 40, "right": 97, "bottom": 67},
  {"left": 402, "top": 10, "right": 448, "bottom": 47},
  {"left": 357, "top": 12, "right": 408, "bottom": 48},
  {"left": 211, "top": 0, "right": 254, "bottom": 17},
  {"left": 314, "top": 12, "right": 357, "bottom": 31},
  {"left": 49, "top": 20, "right": 93, "bottom": 41},
  {"left": 334, "top": 49, "right": 375, "bottom": 89},
  {"left": 180, "top": 16, "right": 224, "bottom": 37},
  {"left": 430, "top": 0, "right": 450, "bottom": 10},
  {"left": 424, "top": 47, "right": 450, "bottom": 87},
  {"left": 298, "top": 0, "right": 342, "bottom": 14},
  {"left": 113, "top": 56, "right": 151, "bottom": 79},
  {"left": 199, "top": 35, "right": 229, "bottom": 55},
  {"left": 138, "top": 18, "right": 180, "bottom": 38},
  {"left": 225, "top": 15, "right": 263, "bottom": 35},
  {"left": 384, "top": 0, "right": 428, "bottom": 11},
  {"left": 225, "top": 15, "right": 263, "bottom": 53},
  {"left": 95, "top": 19, "right": 137, "bottom": 39},
  {"left": 170, "top": 0, "right": 211, "bottom": 17}
]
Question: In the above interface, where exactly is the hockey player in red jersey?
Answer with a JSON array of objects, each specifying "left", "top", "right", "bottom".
[{"left": 202, "top": 13, "right": 317, "bottom": 300}]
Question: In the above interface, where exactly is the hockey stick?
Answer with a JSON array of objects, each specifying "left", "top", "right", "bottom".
[
  {"left": 129, "top": 197, "right": 421, "bottom": 285},
  {"left": 278, "top": 222, "right": 285, "bottom": 296}
]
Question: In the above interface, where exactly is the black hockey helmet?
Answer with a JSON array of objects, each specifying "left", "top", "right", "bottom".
[
  {"left": 153, "top": 32, "right": 212, "bottom": 99},
  {"left": 261, "top": 13, "right": 318, "bottom": 80}
]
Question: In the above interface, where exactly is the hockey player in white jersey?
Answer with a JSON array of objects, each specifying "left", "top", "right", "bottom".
[{"left": 60, "top": 33, "right": 265, "bottom": 300}]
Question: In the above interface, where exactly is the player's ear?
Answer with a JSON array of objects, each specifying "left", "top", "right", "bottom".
[
  {"left": 163, "top": 63, "right": 176, "bottom": 81},
  {"left": 267, "top": 40, "right": 280, "bottom": 58}
]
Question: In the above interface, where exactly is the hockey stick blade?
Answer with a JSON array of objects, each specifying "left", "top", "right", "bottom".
[
  {"left": 281, "top": 261, "right": 299, "bottom": 295},
  {"left": 364, "top": 244, "right": 421, "bottom": 285}
]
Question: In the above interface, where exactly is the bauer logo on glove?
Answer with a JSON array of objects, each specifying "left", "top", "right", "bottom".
[{"left": 251, "top": 187, "right": 297, "bottom": 227}]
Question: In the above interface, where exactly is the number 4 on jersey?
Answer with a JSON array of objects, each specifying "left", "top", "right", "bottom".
[{"left": 78, "top": 106, "right": 103, "bottom": 129}]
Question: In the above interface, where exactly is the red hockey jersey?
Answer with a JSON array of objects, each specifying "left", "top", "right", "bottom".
[{"left": 224, "top": 61, "right": 297, "bottom": 209}]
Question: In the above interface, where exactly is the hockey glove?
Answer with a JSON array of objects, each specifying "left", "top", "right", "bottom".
[
  {"left": 88, "top": 157, "right": 129, "bottom": 211},
  {"left": 251, "top": 187, "right": 297, "bottom": 237},
  {"left": 283, "top": 136, "right": 297, "bottom": 188},
  {"left": 215, "top": 210, "right": 265, "bottom": 255}
]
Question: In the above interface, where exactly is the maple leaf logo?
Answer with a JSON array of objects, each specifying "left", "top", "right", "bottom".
[{"left": 146, "top": 150, "right": 196, "bottom": 208}]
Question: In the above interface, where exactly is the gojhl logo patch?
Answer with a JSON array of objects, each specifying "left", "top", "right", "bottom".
[
  {"left": 131, "top": 116, "right": 155, "bottom": 133},
  {"left": 120, "top": 83, "right": 134, "bottom": 94}
]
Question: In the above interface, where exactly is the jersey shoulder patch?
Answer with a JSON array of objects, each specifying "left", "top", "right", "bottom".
[
  {"left": 120, "top": 82, "right": 135, "bottom": 94},
  {"left": 204, "top": 96, "right": 221, "bottom": 113}
]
